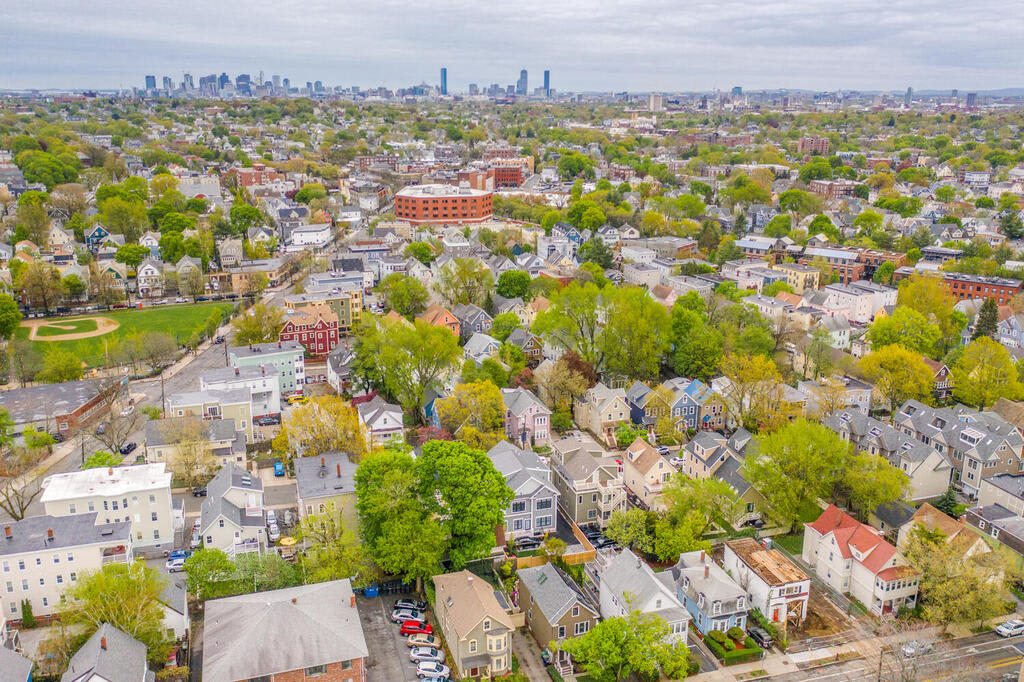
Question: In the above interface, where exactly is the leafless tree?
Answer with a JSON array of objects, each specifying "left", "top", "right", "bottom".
[{"left": 0, "top": 477, "right": 41, "bottom": 521}]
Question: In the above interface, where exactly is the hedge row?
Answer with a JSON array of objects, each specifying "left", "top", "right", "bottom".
[{"left": 703, "top": 633, "right": 762, "bottom": 665}]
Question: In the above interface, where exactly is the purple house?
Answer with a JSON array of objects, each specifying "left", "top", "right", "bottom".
[{"left": 501, "top": 387, "right": 553, "bottom": 447}]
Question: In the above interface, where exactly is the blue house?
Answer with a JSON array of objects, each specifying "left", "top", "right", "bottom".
[
  {"left": 670, "top": 549, "right": 749, "bottom": 635},
  {"left": 625, "top": 378, "right": 723, "bottom": 432},
  {"left": 551, "top": 222, "right": 584, "bottom": 246},
  {"left": 84, "top": 222, "right": 110, "bottom": 251}
]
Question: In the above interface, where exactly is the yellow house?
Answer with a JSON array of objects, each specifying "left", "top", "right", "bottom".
[
  {"left": 294, "top": 452, "right": 358, "bottom": 527},
  {"left": 769, "top": 262, "right": 821, "bottom": 294}
]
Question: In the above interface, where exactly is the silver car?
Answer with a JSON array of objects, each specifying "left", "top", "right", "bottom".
[{"left": 409, "top": 646, "right": 445, "bottom": 663}]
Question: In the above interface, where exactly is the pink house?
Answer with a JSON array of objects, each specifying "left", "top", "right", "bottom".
[{"left": 501, "top": 387, "right": 553, "bottom": 447}]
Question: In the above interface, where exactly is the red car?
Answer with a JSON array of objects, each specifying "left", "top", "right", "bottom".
[{"left": 400, "top": 621, "right": 434, "bottom": 636}]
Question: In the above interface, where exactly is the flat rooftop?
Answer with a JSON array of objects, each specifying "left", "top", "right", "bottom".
[
  {"left": 727, "top": 537, "right": 808, "bottom": 585},
  {"left": 41, "top": 463, "right": 171, "bottom": 502},
  {"left": 396, "top": 183, "right": 490, "bottom": 198}
]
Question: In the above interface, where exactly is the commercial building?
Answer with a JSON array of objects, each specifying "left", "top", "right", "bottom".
[
  {"left": 40, "top": 464, "right": 174, "bottom": 551},
  {"left": 394, "top": 184, "right": 493, "bottom": 225},
  {"left": 229, "top": 341, "right": 306, "bottom": 395},
  {"left": 809, "top": 179, "right": 857, "bottom": 198},
  {"left": 203, "top": 580, "right": 368, "bottom": 682},
  {"left": 892, "top": 268, "right": 1022, "bottom": 305},
  {"left": 0, "top": 514, "right": 132, "bottom": 621},
  {"left": 0, "top": 378, "right": 119, "bottom": 443},
  {"left": 797, "top": 137, "right": 830, "bottom": 155}
]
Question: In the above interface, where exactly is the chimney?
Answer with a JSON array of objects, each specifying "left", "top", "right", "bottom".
[
  {"left": 47, "top": 528, "right": 53, "bottom": 541},
  {"left": 320, "top": 456, "right": 325, "bottom": 467},
  {"left": 704, "top": 565, "right": 709, "bottom": 579},
  {"left": 700, "top": 550, "right": 705, "bottom": 563},
  {"left": 350, "top": 594, "right": 356, "bottom": 608},
  {"left": 100, "top": 636, "right": 107, "bottom": 651},
  {"left": 108, "top": 468, "right": 113, "bottom": 476},
  {"left": 291, "top": 597, "right": 297, "bottom": 604},
  {"left": 3, "top": 526, "right": 10, "bottom": 540},
  {"left": 234, "top": 367, "right": 240, "bottom": 376},
  {"left": 337, "top": 463, "right": 342, "bottom": 478}
]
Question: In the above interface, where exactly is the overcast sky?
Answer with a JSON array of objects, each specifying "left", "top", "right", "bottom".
[{"left": 4, "top": 0, "right": 1023, "bottom": 92}]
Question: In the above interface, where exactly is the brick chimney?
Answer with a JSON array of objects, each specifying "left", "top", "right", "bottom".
[
  {"left": 47, "top": 528, "right": 54, "bottom": 541},
  {"left": 3, "top": 526, "right": 11, "bottom": 540},
  {"left": 100, "top": 636, "right": 107, "bottom": 650},
  {"left": 350, "top": 594, "right": 356, "bottom": 608},
  {"left": 320, "top": 456, "right": 325, "bottom": 467},
  {"left": 704, "top": 565, "right": 709, "bottom": 579},
  {"left": 108, "top": 468, "right": 114, "bottom": 476},
  {"left": 336, "top": 463, "right": 341, "bottom": 478},
  {"left": 700, "top": 550, "right": 705, "bottom": 563}
]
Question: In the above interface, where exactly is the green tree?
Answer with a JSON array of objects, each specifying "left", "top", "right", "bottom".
[
  {"left": 231, "top": 302, "right": 285, "bottom": 345},
  {"left": 62, "top": 561, "right": 172, "bottom": 664},
  {"left": 745, "top": 419, "right": 851, "bottom": 532},
  {"left": 839, "top": 451, "right": 911, "bottom": 519},
  {"left": 233, "top": 552, "right": 301, "bottom": 593},
  {"left": 558, "top": 608, "right": 693, "bottom": 682},
  {"left": 294, "top": 183, "right": 327, "bottom": 204},
  {"left": 972, "top": 298, "right": 999, "bottom": 340},
  {"left": 603, "top": 508, "right": 654, "bottom": 555},
  {"left": 670, "top": 307, "right": 723, "bottom": 381},
  {"left": 435, "top": 257, "right": 494, "bottom": 307},
  {"left": 578, "top": 238, "right": 614, "bottom": 269},
  {"left": 866, "top": 307, "right": 941, "bottom": 358},
  {"left": 404, "top": 241, "right": 435, "bottom": 264},
  {"left": 355, "top": 449, "right": 446, "bottom": 591},
  {"left": 653, "top": 511, "right": 710, "bottom": 563},
  {"left": 376, "top": 273, "right": 429, "bottom": 318},
  {"left": 495, "top": 270, "right": 530, "bottom": 299},
  {"left": 873, "top": 261, "right": 896, "bottom": 285},
  {"left": 184, "top": 548, "right": 236, "bottom": 601},
  {"left": 952, "top": 336, "right": 1023, "bottom": 410},
  {"left": 82, "top": 450, "right": 122, "bottom": 470},
  {"left": 601, "top": 286, "right": 670, "bottom": 381},
  {"left": 416, "top": 440, "right": 513, "bottom": 568},
  {"left": 0, "top": 294, "right": 23, "bottom": 340},
  {"left": 229, "top": 203, "right": 264, "bottom": 234},
  {"left": 38, "top": 350, "right": 83, "bottom": 383},
  {"left": 436, "top": 381, "right": 506, "bottom": 451},
  {"left": 297, "top": 505, "right": 375, "bottom": 586},
  {"left": 489, "top": 312, "right": 522, "bottom": 342},
  {"left": 859, "top": 345, "right": 935, "bottom": 416},
  {"left": 662, "top": 474, "right": 743, "bottom": 535},
  {"left": 99, "top": 196, "right": 148, "bottom": 242}
]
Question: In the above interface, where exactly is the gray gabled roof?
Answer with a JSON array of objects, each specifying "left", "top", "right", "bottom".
[
  {"left": 0, "top": 514, "right": 130, "bottom": 557},
  {"left": 487, "top": 441, "right": 556, "bottom": 498},
  {"left": 518, "top": 563, "right": 595, "bottom": 624},
  {"left": 0, "top": 646, "right": 33, "bottom": 682},
  {"left": 61, "top": 623, "right": 149, "bottom": 682},
  {"left": 203, "top": 580, "right": 368, "bottom": 681}
]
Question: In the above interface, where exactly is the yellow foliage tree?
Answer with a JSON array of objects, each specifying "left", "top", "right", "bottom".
[
  {"left": 273, "top": 396, "right": 369, "bottom": 461},
  {"left": 436, "top": 381, "right": 505, "bottom": 451}
]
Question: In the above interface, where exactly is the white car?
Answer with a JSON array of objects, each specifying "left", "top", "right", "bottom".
[
  {"left": 267, "top": 523, "right": 281, "bottom": 542},
  {"left": 165, "top": 557, "right": 185, "bottom": 573},
  {"left": 120, "top": 405, "right": 135, "bottom": 417},
  {"left": 900, "top": 640, "right": 933, "bottom": 657},
  {"left": 996, "top": 619, "right": 1024, "bottom": 637},
  {"left": 409, "top": 646, "right": 444, "bottom": 663},
  {"left": 266, "top": 510, "right": 277, "bottom": 526},
  {"left": 175, "top": 296, "right": 187, "bottom": 303},
  {"left": 669, "top": 456, "right": 685, "bottom": 468},
  {"left": 416, "top": 662, "right": 450, "bottom": 679}
]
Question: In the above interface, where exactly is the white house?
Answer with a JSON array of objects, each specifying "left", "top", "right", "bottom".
[
  {"left": 288, "top": 222, "right": 332, "bottom": 250},
  {"left": 598, "top": 549, "right": 690, "bottom": 643},
  {"left": 722, "top": 538, "right": 810, "bottom": 628},
  {"left": 356, "top": 395, "right": 403, "bottom": 447},
  {"left": 199, "top": 464, "right": 267, "bottom": 557},
  {"left": 40, "top": 463, "right": 174, "bottom": 552}
]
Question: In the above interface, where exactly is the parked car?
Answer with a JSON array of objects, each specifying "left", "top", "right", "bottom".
[
  {"left": 165, "top": 558, "right": 186, "bottom": 573},
  {"left": 213, "top": 335, "right": 225, "bottom": 344},
  {"left": 400, "top": 621, "right": 434, "bottom": 636},
  {"left": 748, "top": 627, "right": 774, "bottom": 649},
  {"left": 95, "top": 422, "right": 108, "bottom": 436},
  {"left": 267, "top": 523, "right": 281, "bottom": 542},
  {"left": 409, "top": 647, "right": 445, "bottom": 663},
  {"left": 513, "top": 536, "right": 542, "bottom": 551},
  {"left": 900, "top": 640, "right": 933, "bottom": 657},
  {"left": 266, "top": 510, "right": 277, "bottom": 526},
  {"left": 119, "top": 442, "right": 138, "bottom": 455},
  {"left": 996, "top": 619, "right": 1024, "bottom": 637},
  {"left": 420, "top": 677, "right": 449, "bottom": 682},
  {"left": 168, "top": 550, "right": 192, "bottom": 561},
  {"left": 391, "top": 608, "right": 426, "bottom": 624},
  {"left": 192, "top": 486, "right": 207, "bottom": 497},
  {"left": 175, "top": 297, "right": 187, "bottom": 303},
  {"left": 192, "top": 518, "right": 202, "bottom": 531},
  {"left": 395, "top": 599, "right": 428, "bottom": 611},
  {"left": 120, "top": 405, "right": 135, "bottom": 417},
  {"left": 416, "top": 662, "right": 450, "bottom": 679},
  {"left": 287, "top": 395, "right": 309, "bottom": 405},
  {"left": 742, "top": 518, "right": 765, "bottom": 529},
  {"left": 669, "top": 456, "right": 685, "bottom": 467},
  {"left": 274, "top": 462, "right": 285, "bottom": 477},
  {"left": 255, "top": 416, "right": 279, "bottom": 426},
  {"left": 656, "top": 446, "right": 670, "bottom": 455},
  {"left": 406, "top": 633, "right": 439, "bottom": 648},
  {"left": 189, "top": 532, "right": 201, "bottom": 550}
]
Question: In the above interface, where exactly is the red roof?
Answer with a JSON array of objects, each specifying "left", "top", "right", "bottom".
[
  {"left": 809, "top": 505, "right": 906, "bottom": 576},
  {"left": 807, "top": 504, "right": 860, "bottom": 535}
]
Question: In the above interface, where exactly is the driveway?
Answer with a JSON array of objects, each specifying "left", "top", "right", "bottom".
[{"left": 355, "top": 594, "right": 424, "bottom": 682}]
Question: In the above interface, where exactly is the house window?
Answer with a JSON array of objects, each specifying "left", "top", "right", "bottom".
[
  {"left": 341, "top": 660, "right": 352, "bottom": 670},
  {"left": 69, "top": 503, "right": 76, "bottom": 514},
  {"left": 305, "top": 665, "right": 326, "bottom": 676},
  {"left": 512, "top": 501, "right": 527, "bottom": 513},
  {"left": 470, "top": 639, "right": 478, "bottom": 653},
  {"left": 572, "top": 605, "right": 579, "bottom": 617},
  {"left": 575, "top": 621, "right": 589, "bottom": 635},
  {"left": 536, "top": 499, "right": 552, "bottom": 510},
  {"left": 483, "top": 618, "right": 491, "bottom": 631}
]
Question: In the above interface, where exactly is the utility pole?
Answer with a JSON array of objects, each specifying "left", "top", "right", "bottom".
[{"left": 160, "top": 373, "right": 166, "bottom": 414}]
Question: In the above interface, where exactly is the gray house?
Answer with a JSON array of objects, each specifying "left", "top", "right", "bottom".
[
  {"left": 487, "top": 441, "right": 559, "bottom": 541},
  {"left": 452, "top": 303, "right": 492, "bottom": 342},
  {"left": 60, "top": 623, "right": 153, "bottom": 682}
]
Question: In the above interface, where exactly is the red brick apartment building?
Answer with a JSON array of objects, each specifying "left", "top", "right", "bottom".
[
  {"left": 395, "top": 184, "right": 493, "bottom": 224},
  {"left": 279, "top": 304, "right": 340, "bottom": 356},
  {"left": 809, "top": 179, "right": 857, "bottom": 198},
  {"left": 892, "top": 268, "right": 1023, "bottom": 304},
  {"left": 797, "top": 136, "right": 831, "bottom": 155}
]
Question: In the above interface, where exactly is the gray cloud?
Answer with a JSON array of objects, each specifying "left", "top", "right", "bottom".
[{"left": 2, "top": 0, "right": 1023, "bottom": 91}]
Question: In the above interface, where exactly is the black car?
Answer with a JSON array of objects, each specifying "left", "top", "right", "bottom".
[
  {"left": 214, "top": 336, "right": 226, "bottom": 344},
  {"left": 513, "top": 536, "right": 542, "bottom": 551},
  {"left": 748, "top": 627, "right": 773, "bottom": 649},
  {"left": 255, "top": 415, "right": 281, "bottom": 426},
  {"left": 192, "top": 486, "right": 207, "bottom": 497},
  {"left": 119, "top": 442, "right": 138, "bottom": 455}
]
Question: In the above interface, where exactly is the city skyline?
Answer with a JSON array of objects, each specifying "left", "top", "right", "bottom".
[{"left": 4, "top": 0, "right": 1024, "bottom": 91}]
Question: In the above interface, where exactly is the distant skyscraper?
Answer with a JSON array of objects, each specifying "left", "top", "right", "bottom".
[
  {"left": 183, "top": 73, "right": 194, "bottom": 91},
  {"left": 516, "top": 69, "right": 528, "bottom": 96},
  {"left": 469, "top": 83, "right": 479, "bottom": 96},
  {"left": 144, "top": 75, "right": 156, "bottom": 90},
  {"left": 272, "top": 75, "right": 281, "bottom": 91},
  {"left": 314, "top": 80, "right": 324, "bottom": 92},
  {"left": 731, "top": 86, "right": 743, "bottom": 96},
  {"left": 306, "top": 81, "right": 312, "bottom": 92},
  {"left": 162, "top": 76, "right": 173, "bottom": 91},
  {"left": 904, "top": 87, "right": 913, "bottom": 107},
  {"left": 282, "top": 77, "right": 290, "bottom": 91},
  {"left": 236, "top": 74, "right": 251, "bottom": 95},
  {"left": 951, "top": 88, "right": 958, "bottom": 101},
  {"left": 966, "top": 92, "right": 978, "bottom": 107},
  {"left": 648, "top": 93, "right": 663, "bottom": 112},
  {"left": 440, "top": 67, "right": 448, "bottom": 95},
  {"left": 218, "top": 72, "right": 230, "bottom": 90},
  {"left": 543, "top": 70, "right": 550, "bottom": 97}
]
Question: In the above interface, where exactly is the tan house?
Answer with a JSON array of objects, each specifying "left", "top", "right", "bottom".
[
  {"left": 621, "top": 437, "right": 673, "bottom": 511},
  {"left": 518, "top": 563, "right": 598, "bottom": 653},
  {"left": 143, "top": 416, "right": 247, "bottom": 472},
  {"left": 769, "top": 262, "right": 821, "bottom": 294},
  {"left": 549, "top": 433, "right": 626, "bottom": 528},
  {"left": 523, "top": 296, "right": 550, "bottom": 327},
  {"left": 433, "top": 570, "right": 514, "bottom": 679},
  {"left": 166, "top": 388, "right": 254, "bottom": 443},
  {"left": 573, "top": 382, "right": 630, "bottom": 446}
]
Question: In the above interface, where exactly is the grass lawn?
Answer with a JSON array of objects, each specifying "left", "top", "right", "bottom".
[
  {"left": 35, "top": 318, "right": 99, "bottom": 336},
  {"left": 773, "top": 534, "right": 803, "bottom": 555},
  {"left": 15, "top": 303, "right": 235, "bottom": 367}
]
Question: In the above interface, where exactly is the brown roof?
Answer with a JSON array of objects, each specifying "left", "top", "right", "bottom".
[
  {"left": 775, "top": 292, "right": 802, "bottom": 306},
  {"left": 527, "top": 296, "right": 550, "bottom": 314},
  {"left": 992, "top": 398, "right": 1024, "bottom": 429},
  {"left": 626, "top": 437, "right": 664, "bottom": 476},
  {"left": 909, "top": 503, "right": 963, "bottom": 538},
  {"left": 418, "top": 303, "right": 456, "bottom": 326},
  {"left": 433, "top": 570, "right": 513, "bottom": 640},
  {"left": 727, "top": 537, "right": 808, "bottom": 586}
]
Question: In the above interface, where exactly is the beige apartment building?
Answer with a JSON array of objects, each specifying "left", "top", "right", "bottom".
[
  {"left": 0, "top": 514, "right": 132, "bottom": 621},
  {"left": 40, "top": 463, "right": 174, "bottom": 551}
]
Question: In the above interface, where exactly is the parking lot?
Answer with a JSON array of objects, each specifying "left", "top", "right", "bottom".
[{"left": 356, "top": 593, "right": 437, "bottom": 682}]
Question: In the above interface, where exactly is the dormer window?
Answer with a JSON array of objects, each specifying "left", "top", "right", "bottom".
[
  {"left": 712, "top": 600, "right": 722, "bottom": 615},
  {"left": 737, "top": 596, "right": 746, "bottom": 609}
]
